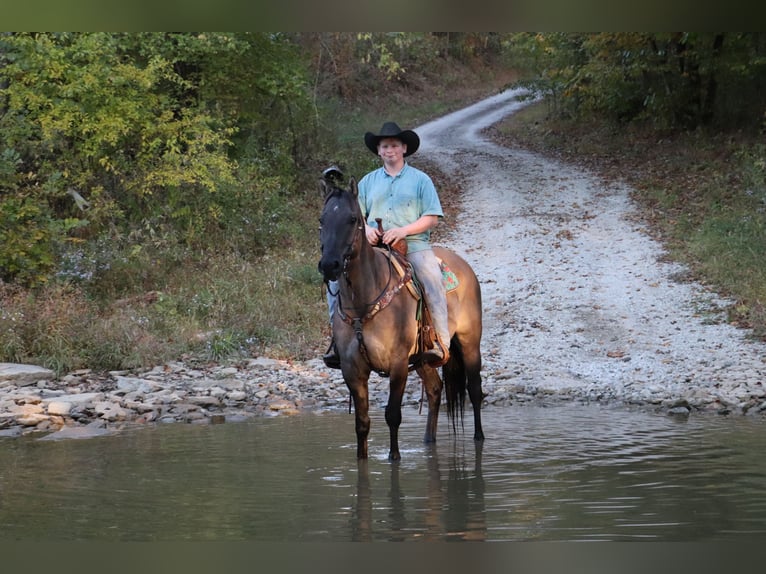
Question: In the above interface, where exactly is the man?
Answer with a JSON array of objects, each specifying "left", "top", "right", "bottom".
[{"left": 323, "top": 121, "right": 450, "bottom": 368}]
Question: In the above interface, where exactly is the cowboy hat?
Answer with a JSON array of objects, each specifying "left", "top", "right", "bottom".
[{"left": 364, "top": 122, "right": 420, "bottom": 157}]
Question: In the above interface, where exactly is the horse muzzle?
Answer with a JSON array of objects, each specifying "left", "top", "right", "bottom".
[{"left": 318, "top": 256, "right": 342, "bottom": 282}]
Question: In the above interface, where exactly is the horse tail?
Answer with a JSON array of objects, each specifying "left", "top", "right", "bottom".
[{"left": 443, "top": 336, "right": 467, "bottom": 434}]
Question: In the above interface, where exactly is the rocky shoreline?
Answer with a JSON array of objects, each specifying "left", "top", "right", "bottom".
[{"left": 2, "top": 354, "right": 765, "bottom": 440}]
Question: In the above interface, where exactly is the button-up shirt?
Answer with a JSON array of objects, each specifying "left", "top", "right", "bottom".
[{"left": 357, "top": 163, "right": 443, "bottom": 253}]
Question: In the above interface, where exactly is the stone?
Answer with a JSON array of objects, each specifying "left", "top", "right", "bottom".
[
  {"left": 247, "top": 357, "right": 282, "bottom": 370},
  {"left": 37, "top": 424, "right": 114, "bottom": 441},
  {"left": 17, "top": 413, "right": 49, "bottom": 426},
  {"left": 47, "top": 392, "right": 104, "bottom": 406},
  {"left": 186, "top": 395, "right": 221, "bottom": 407},
  {"left": 94, "top": 401, "right": 132, "bottom": 421},
  {"left": 0, "top": 363, "right": 55, "bottom": 387},
  {"left": 227, "top": 391, "right": 247, "bottom": 401},
  {"left": 46, "top": 401, "right": 73, "bottom": 416}
]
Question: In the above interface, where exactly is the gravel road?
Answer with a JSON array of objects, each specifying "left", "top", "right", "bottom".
[{"left": 418, "top": 88, "right": 766, "bottom": 414}]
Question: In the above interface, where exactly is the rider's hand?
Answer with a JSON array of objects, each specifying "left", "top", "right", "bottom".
[{"left": 365, "top": 224, "right": 382, "bottom": 245}]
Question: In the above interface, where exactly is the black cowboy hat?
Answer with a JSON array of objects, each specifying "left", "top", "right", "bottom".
[{"left": 364, "top": 122, "right": 420, "bottom": 157}]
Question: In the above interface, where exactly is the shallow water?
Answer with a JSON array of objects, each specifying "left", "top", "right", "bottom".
[{"left": 1, "top": 403, "right": 765, "bottom": 541}]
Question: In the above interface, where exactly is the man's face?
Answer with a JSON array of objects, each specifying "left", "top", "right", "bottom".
[{"left": 377, "top": 137, "right": 407, "bottom": 162}]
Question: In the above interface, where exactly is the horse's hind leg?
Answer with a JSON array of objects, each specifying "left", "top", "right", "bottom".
[
  {"left": 417, "top": 366, "right": 443, "bottom": 444},
  {"left": 463, "top": 342, "right": 485, "bottom": 441}
]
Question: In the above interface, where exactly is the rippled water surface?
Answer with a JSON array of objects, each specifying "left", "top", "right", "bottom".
[{"left": 2, "top": 404, "right": 766, "bottom": 541}]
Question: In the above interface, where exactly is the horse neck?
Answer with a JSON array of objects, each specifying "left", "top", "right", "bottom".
[{"left": 339, "top": 239, "right": 389, "bottom": 312}]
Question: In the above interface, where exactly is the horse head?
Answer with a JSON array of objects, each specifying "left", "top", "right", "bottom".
[{"left": 318, "top": 173, "right": 364, "bottom": 282}]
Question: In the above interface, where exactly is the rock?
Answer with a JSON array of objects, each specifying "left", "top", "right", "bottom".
[
  {"left": 17, "top": 413, "right": 49, "bottom": 426},
  {"left": 247, "top": 357, "right": 282, "bottom": 370},
  {"left": 46, "top": 401, "right": 73, "bottom": 416},
  {"left": 37, "top": 423, "right": 114, "bottom": 441},
  {"left": 186, "top": 395, "right": 221, "bottom": 407},
  {"left": 114, "top": 376, "right": 161, "bottom": 393},
  {"left": 268, "top": 399, "right": 295, "bottom": 411},
  {"left": 0, "top": 363, "right": 55, "bottom": 387},
  {"left": 216, "top": 367, "right": 239, "bottom": 377},
  {"left": 667, "top": 406, "right": 691, "bottom": 416},
  {"left": 48, "top": 392, "right": 104, "bottom": 406},
  {"left": 94, "top": 401, "right": 132, "bottom": 421},
  {"left": 227, "top": 391, "right": 247, "bottom": 401}
]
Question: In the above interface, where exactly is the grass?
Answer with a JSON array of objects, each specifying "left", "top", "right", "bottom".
[{"left": 491, "top": 101, "right": 766, "bottom": 340}]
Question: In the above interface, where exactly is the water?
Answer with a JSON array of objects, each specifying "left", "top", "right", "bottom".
[{"left": 1, "top": 403, "right": 766, "bottom": 541}]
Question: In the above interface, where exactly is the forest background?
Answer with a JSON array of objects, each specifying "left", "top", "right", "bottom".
[{"left": 1, "top": 32, "right": 764, "bottom": 375}]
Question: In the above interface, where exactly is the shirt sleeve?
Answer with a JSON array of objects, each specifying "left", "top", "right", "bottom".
[{"left": 418, "top": 172, "right": 444, "bottom": 218}]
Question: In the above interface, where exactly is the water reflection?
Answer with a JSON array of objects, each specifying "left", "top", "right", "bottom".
[{"left": 351, "top": 441, "right": 487, "bottom": 541}]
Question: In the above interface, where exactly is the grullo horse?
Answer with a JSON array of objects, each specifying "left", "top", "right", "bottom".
[{"left": 318, "top": 171, "right": 485, "bottom": 460}]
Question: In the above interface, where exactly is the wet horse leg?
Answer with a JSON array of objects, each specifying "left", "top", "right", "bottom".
[
  {"left": 417, "top": 366, "right": 443, "bottom": 444},
  {"left": 384, "top": 365, "right": 409, "bottom": 461},
  {"left": 463, "top": 345, "right": 485, "bottom": 441},
  {"left": 346, "top": 374, "right": 371, "bottom": 459}
]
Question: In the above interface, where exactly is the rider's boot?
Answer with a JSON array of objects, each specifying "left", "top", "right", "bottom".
[{"left": 322, "top": 338, "right": 341, "bottom": 369}]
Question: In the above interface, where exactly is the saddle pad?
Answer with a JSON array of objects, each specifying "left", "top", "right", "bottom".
[
  {"left": 439, "top": 259, "right": 459, "bottom": 292},
  {"left": 384, "top": 251, "right": 459, "bottom": 295}
]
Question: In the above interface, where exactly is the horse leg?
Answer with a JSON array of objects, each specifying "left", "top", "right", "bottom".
[
  {"left": 384, "top": 365, "right": 409, "bottom": 461},
  {"left": 462, "top": 344, "right": 485, "bottom": 442},
  {"left": 346, "top": 375, "right": 371, "bottom": 459},
  {"left": 417, "top": 366, "right": 443, "bottom": 444}
]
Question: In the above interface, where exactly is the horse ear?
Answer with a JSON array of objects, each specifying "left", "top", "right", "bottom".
[
  {"left": 319, "top": 178, "right": 331, "bottom": 199},
  {"left": 349, "top": 177, "right": 359, "bottom": 199}
]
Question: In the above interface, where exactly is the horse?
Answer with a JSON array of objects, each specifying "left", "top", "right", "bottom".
[{"left": 318, "top": 171, "right": 485, "bottom": 460}]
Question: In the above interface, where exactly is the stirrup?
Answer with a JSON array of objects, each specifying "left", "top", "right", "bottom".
[
  {"left": 421, "top": 341, "right": 449, "bottom": 368},
  {"left": 322, "top": 340, "right": 341, "bottom": 369}
]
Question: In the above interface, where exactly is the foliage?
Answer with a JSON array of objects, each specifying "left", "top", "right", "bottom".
[
  {"left": 0, "top": 32, "right": 314, "bottom": 287},
  {"left": 505, "top": 33, "right": 766, "bottom": 129}
]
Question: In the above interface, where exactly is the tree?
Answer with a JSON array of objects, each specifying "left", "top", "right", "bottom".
[
  {"left": 0, "top": 32, "right": 315, "bottom": 285},
  {"left": 505, "top": 33, "right": 766, "bottom": 130}
]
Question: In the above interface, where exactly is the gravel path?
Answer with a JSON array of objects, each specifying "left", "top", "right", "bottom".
[
  {"left": 2, "top": 89, "right": 766, "bottom": 439},
  {"left": 418, "top": 88, "right": 766, "bottom": 414}
]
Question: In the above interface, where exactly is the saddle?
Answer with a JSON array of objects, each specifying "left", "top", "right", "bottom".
[{"left": 378, "top": 243, "right": 459, "bottom": 367}]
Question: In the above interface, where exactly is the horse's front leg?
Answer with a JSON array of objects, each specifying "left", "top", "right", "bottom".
[
  {"left": 385, "top": 364, "right": 409, "bottom": 461},
  {"left": 345, "top": 371, "right": 371, "bottom": 459},
  {"left": 417, "top": 366, "right": 443, "bottom": 444}
]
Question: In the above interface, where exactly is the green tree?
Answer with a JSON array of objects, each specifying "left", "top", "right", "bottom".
[
  {"left": 505, "top": 32, "right": 766, "bottom": 129},
  {"left": 0, "top": 32, "right": 315, "bottom": 286}
]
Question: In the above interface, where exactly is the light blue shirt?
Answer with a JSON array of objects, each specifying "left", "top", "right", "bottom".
[{"left": 357, "top": 163, "right": 443, "bottom": 253}]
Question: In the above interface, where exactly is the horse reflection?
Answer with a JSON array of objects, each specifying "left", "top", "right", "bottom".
[{"left": 349, "top": 443, "right": 486, "bottom": 541}]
